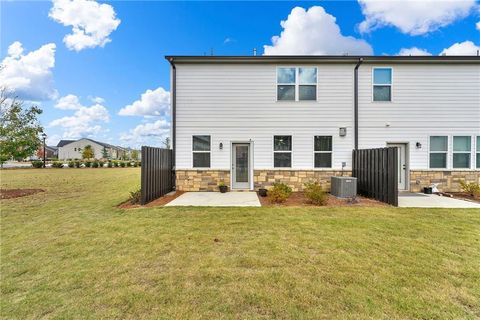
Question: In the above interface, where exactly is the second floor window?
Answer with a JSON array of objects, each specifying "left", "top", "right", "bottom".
[
  {"left": 277, "top": 67, "right": 317, "bottom": 101},
  {"left": 373, "top": 68, "right": 392, "bottom": 102}
]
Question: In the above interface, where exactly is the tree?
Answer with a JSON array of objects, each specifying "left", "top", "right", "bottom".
[
  {"left": 131, "top": 149, "right": 139, "bottom": 160},
  {"left": 82, "top": 145, "right": 95, "bottom": 159},
  {"left": 0, "top": 90, "right": 43, "bottom": 165},
  {"left": 163, "top": 137, "right": 171, "bottom": 149},
  {"left": 102, "top": 146, "right": 109, "bottom": 159}
]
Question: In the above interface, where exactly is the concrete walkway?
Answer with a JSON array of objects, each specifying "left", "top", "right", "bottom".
[
  {"left": 398, "top": 193, "right": 480, "bottom": 208},
  {"left": 165, "top": 192, "right": 261, "bottom": 207}
]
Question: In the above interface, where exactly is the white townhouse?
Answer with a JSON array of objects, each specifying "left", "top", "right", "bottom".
[
  {"left": 166, "top": 55, "right": 480, "bottom": 192},
  {"left": 57, "top": 138, "right": 126, "bottom": 160}
]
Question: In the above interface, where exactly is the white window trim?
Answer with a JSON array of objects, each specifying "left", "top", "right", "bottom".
[
  {"left": 452, "top": 136, "right": 472, "bottom": 169},
  {"left": 372, "top": 67, "right": 393, "bottom": 102},
  {"left": 273, "top": 135, "right": 293, "bottom": 168},
  {"left": 276, "top": 67, "right": 317, "bottom": 102},
  {"left": 192, "top": 135, "right": 211, "bottom": 168},
  {"left": 429, "top": 135, "right": 448, "bottom": 169},
  {"left": 313, "top": 135, "right": 333, "bottom": 168}
]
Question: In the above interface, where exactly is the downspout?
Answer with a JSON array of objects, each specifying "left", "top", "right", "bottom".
[
  {"left": 167, "top": 58, "right": 176, "bottom": 186},
  {"left": 354, "top": 58, "right": 363, "bottom": 151}
]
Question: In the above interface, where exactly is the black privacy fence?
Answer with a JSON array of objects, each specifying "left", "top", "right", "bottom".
[
  {"left": 141, "top": 146, "right": 174, "bottom": 205},
  {"left": 352, "top": 147, "right": 398, "bottom": 206}
]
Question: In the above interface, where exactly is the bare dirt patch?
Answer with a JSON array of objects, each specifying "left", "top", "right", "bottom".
[
  {"left": 119, "top": 191, "right": 185, "bottom": 209},
  {"left": 258, "top": 191, "right": 387, "bottom": 207},
  {"left": 1, "top": 189, "right": 45, "bottom": 199}
]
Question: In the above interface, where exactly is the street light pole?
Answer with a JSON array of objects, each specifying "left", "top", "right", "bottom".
[{"left": 42, "top": 133, "right": 47, "bottom": 168}]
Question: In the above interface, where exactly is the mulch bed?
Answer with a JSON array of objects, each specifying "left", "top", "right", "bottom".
[
  {"left": 447, "top": 192, "right": 480, "bottom": 204},
  {"left": 119, "top": 191, "right": 185, "bottom": 209},
  {"left": 258, "top": 192, "right": 387, "bottom": 207},
  {"left": 0, "top": 189, "right": 45, "bottom": 199}
]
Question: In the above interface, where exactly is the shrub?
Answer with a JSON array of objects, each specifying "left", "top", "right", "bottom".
[
  {"left": 68, "top": 161, "right": 75, "bottom": 168},
  {"left": 129, "top": 188, "right": 141, "bottom": 204},
  {"left": 99, "top": 161, "right": 105, "bottom": 168},
  {"left": 84, "top": 161, "right": 92, "bottom": 168},
  {"left": 459, "top": 181, "right": 480, "bottom": 199},
  {"left": 114, "top": 161, "right": 119, "bottom": 167},
  {"left": 32, "top": 160, "right": 43, "bottom": 168},
  {"left": 132, "top": 161, "right": 138, "bottom": 167},
  {"left": 51, "top": 161, "right": 63, "bottom": 168},
  {"left": 304, "top": 182, "right": 328, "bottom": 205},
  {"left": 136, "top": 161, "right": 141, "bottom": 167},
  {"left": 120, "top": 161, "right": 126, "bottom": 168},
  {"left": 268, "top": 182, "right": 292, "bottom": 203},
  {"left": 92, "top": 161, "right": 99, "bottom": 168},
  {"left": 75, "top": 161, "right": 81, "bottom": 168},
  {"left": 107, "top": 161, "right": 113, "bottom": 168},
  {"left": 126, "top": 161, "right": 132, "bottom": 167}
]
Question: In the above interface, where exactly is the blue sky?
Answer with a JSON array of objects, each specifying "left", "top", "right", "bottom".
[{"left": 1, "top": 0, "right": 479, "bottom": 147}]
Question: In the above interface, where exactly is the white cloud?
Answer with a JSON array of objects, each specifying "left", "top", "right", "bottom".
[
  {"left": 476, "top": 21, "right": 480, "bottom": 30},
  {"left": 397, "top": 47, "right": 432, "bottom": 56},
  {"left": 49, "top": 0, "right": 121, "bottom": 51},
  {"left": 440, "top": 40, "right": 480, "bottom": 55},
  {"left": 120, "top": 119, "right": 170, "bottom": 147},
  {"left": 118, "top": 87, "right": 170, "bottom": 117},
  {"left": 0, "top": 42, "right": 57, "bottom": 101},
  {"left": 263, "top": 6, "right": 372, "bottom": 55},
  {"left": 54, "top": 94, "right": 83, "bottom": 110},
  {"left": 90, "top": 96, "right": 105, "bottom": 104},
  {"left": 358, "top": 0, "right": 477, "bottom": 35},
  {"left": 50, "top": 95, "right": 110, "bottom": 138}
]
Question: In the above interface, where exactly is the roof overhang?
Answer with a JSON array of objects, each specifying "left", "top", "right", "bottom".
[{"left": 165, "top": 55, "right": 480, "bottom": 64}]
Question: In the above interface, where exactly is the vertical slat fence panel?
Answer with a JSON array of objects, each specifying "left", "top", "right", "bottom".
[
  {"left": 352, "top": 147, "right": 398, "bottom": 206},
  {"left": 141, "top": 146, "right": 174, "bottom": 205}
]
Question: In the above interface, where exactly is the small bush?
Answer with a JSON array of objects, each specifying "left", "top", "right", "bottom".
[
  {"left": 51, "top": 161, "right": 63, "bottom": 168},
  {"left": 459, "top": 181, "right": 480, "bottom": 199},
  {"left": 120, "top": 162, "right": 126, "bottom": 168},
  {"left": 92, "top": 161, "right": 99, "bottom": 168},
  {"left": 32, "top": 160, "right": 43, "bottom": 168},
  {"left": 126, "top": 161, "right": 132, "bottom": 167},
  {"left": 304, "top": 182, "right": 328, "bottom": 205},
  {"left": 107, "top": 161, "right": 113, "bottom": 168},
  {"left": 268, "top": 182, "right": 292, "bottom": 203},
  {"left": 136, "top": 161, "right": 141, "bottom": 167},
  {"left": 99, "top": 161, "right": 105, "bottom": 168},
  {"left": 75, "top": 161, "right": 81, "bottom": 168},
  {"left": 129, "top": 188, "right": 141, "bottom": 204},
  {"left": 84, "top": 161, "right": 92, "bottom": 168},
  {"left": 132, "top": 161, "right": 138, "bottom": 167},
  {"left": 68, "top": 161, "right": 75, "bottom": 168},
  {"left": 114, "top": 161, "right": 119, "bottom": 167}
]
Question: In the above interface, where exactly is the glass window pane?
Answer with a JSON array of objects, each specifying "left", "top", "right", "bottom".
[
  {"left": 373, "top": 68, "right": 392, "bottom": 84},
  {"left": 277, "top": 68, "right": 295, "bottom": 83},
  {"left": 373, "top": 86, "right": 391, "bottom": 101},
  {"left": 430, "top": 136, "right": 448, "bottom": 152},
  {"left": 299, "top": 85, "right": 316, "bottom": 100},
  {"left": 193, "top": 135, "right": 210, "bottom": 151},
  {"left": 453, "top": 136, "right": 471, "bottom": 152},
  {"left": 299, "top": 67, "right": 316, "bottom": 84},
  {"left": 274, "top": 136, "right": 292, "bottom": 151},
  {"left": 453, "top": 153, "right": 470, "bottom": 168},
  {"left": 477, "top": 153, "right": 480, "bottom": 168},
  {"left": 277, "top": 85, "right": 295, "bottom": 101},
  {"left": 314, "top": 136, "right": 332, "bottom": 151},
  {"left": 193, "top": 152, "right": 210, "bottom": 167},
  {"left": 274, "top": 152, "right": 291, "bottom": 168},
  {"left": 430, "top": 153, "right": 446, "bottom": 168},
  {"left": 477, "top": 136, "right": 480, "bottom": 150},
  {"left": 315, "top": 153, "right": 332, "bottom": 168}
]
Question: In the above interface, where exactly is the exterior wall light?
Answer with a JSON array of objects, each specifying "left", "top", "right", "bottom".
[
  {"left": 339, "top": 127, "right": 347, "bottom": 137},
  {"left": 416, "top": 142, "right": 422, "bottom": 149},
  {"left": 219, "top": 142, "right": 223, "bottom": 150}
]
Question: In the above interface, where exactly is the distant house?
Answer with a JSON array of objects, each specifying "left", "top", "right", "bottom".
[{"left": 56, "top": 138, "right": 126, "bottom": 160}]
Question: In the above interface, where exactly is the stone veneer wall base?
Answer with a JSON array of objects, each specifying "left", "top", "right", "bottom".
[{"left": 410, "top": 170, "right": 480, "bottom": 193}]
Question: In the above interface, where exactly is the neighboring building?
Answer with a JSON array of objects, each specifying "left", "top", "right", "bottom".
[
  {"left": 57, "top": 138, "right": 126, "bottom": 160},
  {"left": 166, "top": 55, "right": 480, "bottom": 192},
  {"left": 38, "top": 146, "right": 58, "bottom": 159}
]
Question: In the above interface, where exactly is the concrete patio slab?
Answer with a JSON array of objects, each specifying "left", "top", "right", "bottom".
[
  {"left": 165, "top": 192, "right": 261, "bottom": 207},
  {"left": 398, "top": 193, "right": 480, "bottom": 208}
]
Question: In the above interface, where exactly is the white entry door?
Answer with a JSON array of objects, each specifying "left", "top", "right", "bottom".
[
  {"left": 387, "top": 143, "right": 407, "bottom": 190},
  {"left": 232, "top": 143, "right": 250, "bottom": 189}
]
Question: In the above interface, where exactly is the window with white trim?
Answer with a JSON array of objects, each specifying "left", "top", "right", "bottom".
[
  {"left": 192, "top": 135, "right": 210, "bottom": 168},
  {"left": 477, "top": 136, "right": 480, "bottom": 168},
  {"left": 277, "top": 67, "right": 317, "bottom": 101},
  {"left": 314, "top": 136, "right": 332, "bottom": 168},
  {"left": 273, "top": 136, "right": 292, "bottom": 168},
  {"left": 373, "top": 68, "right": 392, "bottom": 102},
  {"left": 429, "top": 136, "right": 447, "bottom": 169},
  {"left": 453, "top": 136, "right": 471, "bottom": 169}
]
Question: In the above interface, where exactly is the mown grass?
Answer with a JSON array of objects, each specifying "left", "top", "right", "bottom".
[{"left": 1, "top": 168, "right": 480, "bottom": 319}]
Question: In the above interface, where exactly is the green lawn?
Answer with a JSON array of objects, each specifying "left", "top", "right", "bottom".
[{"left": 1, "top": 168, "right": 479, "bottom": 319}]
